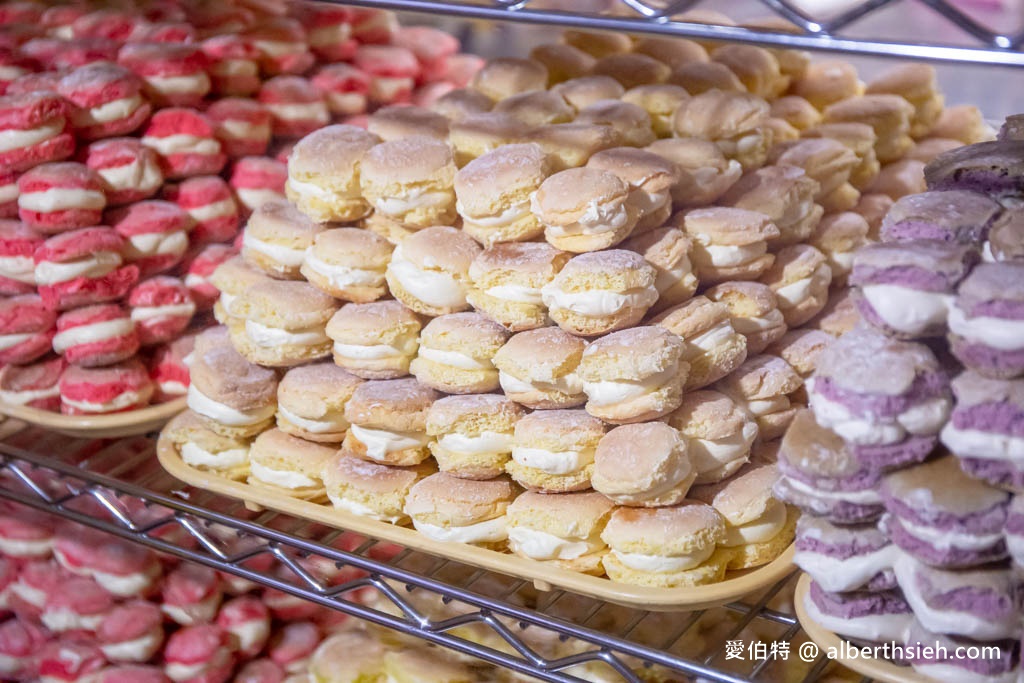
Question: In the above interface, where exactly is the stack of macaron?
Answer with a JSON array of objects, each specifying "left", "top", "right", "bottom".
[
  {"left": 781, "top": 124, "right": 1024, "bottom": 680},
  {"left": 0, "top": 498, "right": 416, "bottom": 683},
  {"left": 0, "top": 3, "right": 486, "bottom": 416},
  {"left": 164, "top": 22, "right": 1002, "bottom": 591}
]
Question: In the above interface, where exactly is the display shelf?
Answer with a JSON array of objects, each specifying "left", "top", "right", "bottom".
[
  {"left": 334, "top": 0, "right": 1024, "bottom": 66},
  {"left": 0, "top": 418, "right": 841, "bottom": 683}
]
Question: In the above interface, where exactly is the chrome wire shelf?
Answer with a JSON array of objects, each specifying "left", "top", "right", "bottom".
[
  {"left": 0, "top": 419, "right": 856, "bottom": 683},
  {"left": 336, "top": 0, "right": 1024, "bottom": 66}
]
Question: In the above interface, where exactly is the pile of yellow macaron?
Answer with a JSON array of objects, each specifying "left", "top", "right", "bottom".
[{"left": 164, "top": 14, "right": 994, "bottom": 588}]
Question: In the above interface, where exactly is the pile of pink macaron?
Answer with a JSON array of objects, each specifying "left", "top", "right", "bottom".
[
  {"left": 0, "top": 0, "right": 482, "bottom": 415},
  {"left": 0, "top": 499, "right": 401, "bottom": 682}
]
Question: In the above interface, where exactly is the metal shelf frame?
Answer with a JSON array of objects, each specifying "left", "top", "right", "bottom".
[
  {"left": 338, "top": 0, "right": 1024, "bottom": 66},
  {"left": 0, "top": 421, "right": 839, "bottom": 683}
]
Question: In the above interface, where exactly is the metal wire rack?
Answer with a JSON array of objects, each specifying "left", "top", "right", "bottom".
[
  {"left": 0, "top": 419, "right": 860, "bottom": 683},
  {"left": 336, "top": 0, "right": 1024, "bottom": 66}
]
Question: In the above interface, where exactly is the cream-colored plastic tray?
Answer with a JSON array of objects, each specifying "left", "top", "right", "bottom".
[
  {"left": 794, "top": 574, "right": 936, "bottom": 683},
  {"left": 158, "top": 432, "right": 795, "bottom": 609},
  {"left": 0, "top": 397, "right": 186, "bottom": 439}
]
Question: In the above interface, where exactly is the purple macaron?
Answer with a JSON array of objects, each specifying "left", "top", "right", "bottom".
[
  {"left": 904, "top": 620, "right": 1020, "bottom": 683},
  {"left": 983, "top": 208, "right": 1024, "bottom": 263},
  {"left": 794, "top": 515, "right": 899, "bottom": 593},
  {"left": 808, "top": 325, "right": 950, "bottom": 471},
  {"left": 775, "top": 410, "right": 885, "bottom": 524},
  {"left": 881, "top": 455, "right": 1009, "bottom": 569},
  {"left": 924, "top": 140, "right": 1024, "bottom": 203},
  {"left": 941, "top": 370, "right": 1024, "bottom": 491},
  {"left": 880, "top": 190, "right": 1002, "bottom": 245},
  {"left": 804, "top": 579, "right": 913, "bottom": 643},
  {"left": 893, "top": 552, "right": 1021, "bottom": 641},
  {"left": 948, "top": 262, "right": 1024, "bottom": 380},
  {"left": 850, "top": 239, "right": 977, "bottom": 339}
]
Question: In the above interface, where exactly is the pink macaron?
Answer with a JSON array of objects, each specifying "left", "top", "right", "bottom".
[
  {"left": 84, "top": 137, "right": 164, "bottom": 206},
  {"left": 4, "top": 70, "right": 64, "bottom": 97},
  {"left": 0, "top": 355, "right": 65, "bottom": 411},
  {"left": 229, "top": 156, "right": 286, "bottom": 214},
  {"left": 41, "top": 6, "right": 88, "bottom": 39},
  {"left": 0, "top": 91, "right": 75, "bottom": 172},
  {"left": 141, "top": 109, "right": 226, "bottom": 180},
  {"left": 109, "top": 200, "right": 190, "bottom": 276},
  {"left": 216, "top": 596, "right": 270, "bottom": 658},
  {"left": 162, "top": 564, "right": 223, "bottom": 626},
  {"left": 206, "top": 98, "right": 272, "bottom": 159},
  {"left": 58, "top": 357, "right": 153, "bottom": 414},
  {"left": 0, "top": 506, "right": 53, "bottom": 559},
  {"left": 246, "top": 17, "right": 315, "bottom": 76},
  {"left": 57, "top": 62, "right": 151, "bottom": 141},
  {"left": 132, "top": 22, "right": 197, "bottom": 45},
  {"left": 353, "top": 45, "right": 420, "bottom": 105},
  {"left": 128, "top": 276, "right": 195, "bottom": 346},
  {"left": 37, "top": 38, "right": 121, "bottom": 71},
  {"left": 233, "top": 660, "right": 286, "bottom": 683},
  {"left": 148, "top": 333, "right": 194, "bottom": 402},
  {"left": 163, "top": 624, "right": 235, "bottom": 683},
  {"left": 295, "top": 3, "right": 356, "bottom": 62},
  {"left": 258, "top": 75, "right": 328, "bottom": 138},
  {"left": 36, "top": 641, "right": 106, "bottom": 683},
  {"left": 41, "top": 574, "right": 114, "bottom": 633},
  {"left": 441, "top": 53, "right": 485, "bottom": 88},
  {"left": 164, "top": 176, "right": 239, "bottom": 245},
  {"left": 97, "top": 601, "right": 166, "bottom": 663},
  {"left": 0, "top": 294, "right": 55, "bottom": 365},
  {"left": 396, "top": 26, "right": 460, "bottom": 83},
  {"left": 0, "top": 220, "right": 42, "bottom": 294},
  {"left": 54, "top": 523, "right": 161, "bottom": 596},
  {"left": 17, "top": 162, "right": 107, "bottom": 233},
  {"left": 0, "top": 170, "right": 19, "bottom": 219},
  {"left": 10, "top": 559, "right": 69, "bottom": 617},
  {"left": 201, "top": 35, "right": 262, "bottom": 97},
  {"left": 0, "top": 48, "right": 37, "bottom": 95},
  {"left": 72, "top": 9, "right": 139, "bottom": 42},
  {"left": 97, "top": 666, "right": 172, "bottom": 683},
  {"left": 34, "top": 226, "right": 138, "bottom": 310},
  {"left": 192, "top": 5, "right": 257, "bottom": 40},
  {"left": 310, "top": 63, "right": 370, "bottom": 117},
  {"left": 349, "top": 7, "right": 397, "bottom": 44},
  {"left": 0, "top": 616, "right": 48, "bottom": 680},
  {"left": 53, "top": 303, "right": 139, "bottom": 367},
  {"left": 181, "top": 243, "right": 236, "bottom": 309},
  {"left": 268, "top": 621, "right": 320, "bottom": 674},
  {"left": 118, "top": 43, "right": 211, "bottom": 108}
]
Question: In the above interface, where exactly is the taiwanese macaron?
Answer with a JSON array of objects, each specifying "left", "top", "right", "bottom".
[{"left": 326, "top": 301, "right": 422, "bottom": 380}]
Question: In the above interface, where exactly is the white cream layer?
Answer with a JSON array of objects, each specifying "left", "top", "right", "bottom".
[
  {"left": 0, "top": 121, "right": 63, "bottom": 154},
  {"left": 897, "top": 517, "right": 1003, "bottom": 552},
  {"left": 142, "top": 133, "right": 220, "bottom": 157},
  {"left": 265, "top": 102, "right": 328, "bottom": 123},
  {"left": 437, "top": 431, "right": 513, "bottom": 455},
  {"left": 802, "top": 591, "right": 911, "bottom": 644},
  {"left": 941, "top": 423, "right": 1024, "bottom": 461},
  {"left": 0, "top": 332, "right": 34, "bottom": 350},
  {"left": 783, "top": 476, "right": 882, "bottom": 505},
  {"left": 131, "top": 302, "right": 196, "bottom": 322},
  {"left": 98, "top": 158, "right": 163, "bottom": 193},
  {"left": 0, "top": 536, "right": 52, "bottom": 557},
  {"left": 18, "top": 188, "right": 105, "bottom": 213},
  {"left": 541, "top": 284, "right": 659, "bottom": 317},
  {"left": 541, "top": 197, "right": 632, "bottom": 237},
  {"left": 0, "top": 255, "right": 36, "bottom": 284},
  {"left": 508, "top": 526, "right": 603, "bottom": 561},
  {"left": 250, "top": 461, "right": 318, "bottom": 489},
  {"left": 947, "top": 304, "right": 1024, "bottom": 351},
  {"left": 41, "top": 607, "right": 105, "bottom": 633},
  {"left": 328, "top": 493, "right": 405, "bottom": 524},
  {"left": 333, "top": 340, "right": 413, "bottom": 361},
  {"left": 286, "top": 177, "right": 347, "bottom": 202},
  {"left": 584, "top": 365, "right": 677, "bottom": 407},
  {"left": 145, "top": 72, "right": 211, "bottom": 96},
  {"left": 413, "top": 517, "right": 508, "bottom": 544},
  {"left": 417, "top": 346, "right": 492, "bottom": 371},
  {"left": 511, "top": 445, "right": 594, "bottom": 475},
  {"left": 242, "top": 232, "right": 306, "bottom": 267},
  {"left": 93, "top": 563, "right": 159, "bottom": 597},
  {"left": 612, "top": 544, "right": 714, "bottom": 573},
  {"left": 774, "top": 264, "right": 832, "bottom": 309},
  {"left": 187, "top": 384, "right": 275, "bottom": 426},
  {"left": 72, "top": 95, "right": 143, "bottom": 126},
  {"left": 387, "top": 246, "right": 467, "bottom": 309},
  {"left": 483, "top": 283, "right": 544, "bottom": 305},
  {"left": 303, "top": 251, "right": 384, "bottom": 288},
  {"left": 62, "top": 390, "right": 144, "bottom": 413},
  {"left": 721, "top": 499, "right": 787, "bottom": 547},
  {"left": 0, "top": 385, "right": 59, "bottom": 406},
  {"left": 126, "top": 230, "right": 189, "bottom": 260},
  {"left": 794, "top": 543, "right": 899, "bottom": 593},
  {"left": 52, "top": 318, "right": 133, "bottom": 354},
  {"left": 861, "top": 284, "right": 953, "bottom": 335},
  {"left": 100, "top": 629, "right": 163, "bottom": 662},
  {"left": 808, "top": 388, "right": 949, "bottom": 446},
  {"left": 689, "top": 421, "right": 758, "bottom": 476},
  {"left": 245, "top": 320, "right": 329, "bottom": 348},
  {"left": 372, "top": 187, "right": 452, "bottom": 217},
  {"left": 35, "top": 251, "right": 122, "bottom": 285},
  {"left": 188, "top": 198, "right": 237, "bottom": 223},
  {"left": 459, "top": 197, "right": 532, "bottom": 229},
  {"left": 235, "top": 188, "right": 284, "bottom": 211},
  {"left": 279, "top": 405, "right": 348, "bottom": 434},
  {"left": 680, "top": 320, "right": 737, "bottom": 361},
  {"left": 349, "top": 424, "right": 428, "bottom": 461},
  {"left": 181, "top": 442, "right": 249, "bottom": 470},
  {"left": 696, "top": 241, "right": 767, "bottom": 268},
  {"left": 499, "top": 370, "right": 584, "bottom": 398},
  {"left": 731, "top": 309, "right": 785, "bottom": 334}
]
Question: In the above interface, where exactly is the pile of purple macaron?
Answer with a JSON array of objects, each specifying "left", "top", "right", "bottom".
[{"left": 776, "top": 118, "right": 1024, "bottom": 683}]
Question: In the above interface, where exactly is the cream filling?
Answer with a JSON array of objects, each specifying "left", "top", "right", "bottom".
[
  {"left": 333, "top": 341, "right": 409, "bottom": 361},
  {"left": 743, "top": 395, "right": 792, "bottom": 418},
  {"left": 808, "top": 389, "right": 949, "bottom": 446},
  {"left": 35, "top": 250, "right": 122, "bottom": 282},
  {"left": 265, "top": 102, "right": 328, "bottom": 123},
  {"left": 159, "top": 381, "right": 188, "bottom": 396},
  {"left": 236, "top": 188, "right": 284, "bottom": 210},
  {"left": 0, "top": 385, "right": 59, "bottom": 405},
  {"left": 372, "top": 187, "right": 452, "bottom": 216},
  {"left": 860, "top": 284, "right": 953, "bottom": 335},
  {"left": 795, "top": 542, "right": 899, "bottom": 593},
  {"left": 0, "top": 121, "right": 63, "bottom": 153},
  {"left": 541, "top": 284, "right": 659, "bottom": 317},
  {"left": 0, "top": 255, "right": 35, "bottom": 283},
  {"left": 244, "top": 320, "right": 329, "bottom": 348},
  {"left": 10, "top": 581, "right": 45, "bottom": 607},
  {"left": 254, "top": 39, "right": 306, "bottom": 57},
  {"left": 0, "top": 536, "right": 51, "bottom": 557},
  {"left": 62, "top": 390, "right": 143, "bottom": 413},
  {"left": 327, "top": 494, "right": 404, "bottom": 524},
  {"left": 483, "top": 284, "right": 544, "bottom": 305},
  {"left": 632, "top": 188, "right": 670, "bottom": 217},
  {"left": 218, "top": 292, "right": 238, "bottom": 316},
  {"left": 218, "top": 119, "right": 271, "bottom": 140},
  {"left": 184, "top": 273, "right": 208, "bottom": 290},
  {"left": 681, "top": 320, "right": 737, "bottom": 360},
  {"left": 982, "top": 241, "right": 997, "bottom": 263},
  {"left": 286, "top": 177, "right": 348, "bottom": 202},
  {"left": 181, "top": 442, "right": 249, "bottom": 469},
  {"left": 721, "top": 499, "right": 787, "bottom": 547},
  {"left": 303, "top": 249, "right": 384, "bottom": 288},
  {"left": 437, "top": 431, "right": 513, "bottom": 455},
  {"left": 0, "top": 65, "right": 28, "bottom": 81},
  {"left": 72, "top": 94, "right": 143, "bottom": 126},
  {"left": 127, "top": 230, "right": 189, "bottom": 260},
  {"left": 612, "top": 544, "right": 714, "bottom": 573},
  {"left": 131, "top": 302, "right": 196, "bottom": 322},
  {"left": 141, "top": 133, "right": 220, "bottom": 157},
  {"left": 187, "top": 384, "right": 275, "bottom": 427},
  {"left": 308, "top": 23, "right": 351, "bottom": 47},
  {"left": 0, "top": 332, "right": 35, "bottom": 350},
  {"left": 941, "top": 423, "right": 1024, "bottom": 461},
  {"left": 583, "top": 365, "right": 677, "bottom": 407},
  {"left": 250, "top": 461, "right": 318, "bottom": 489},
  {"left": 774, "top": 264, "right": 832, "bottom": 309},
  {"left": 898, "top": 517, "right": 1003, "bottom": 552},
  {"left": 99, "top": 630, "right": 162, "bottom": 662},
  {"left": 388, "top": 249, "right": 467, "bottom": 309},
  {"left": 417, "top": 346, "right": 492, "bottom": 371},
  {"left": 783, "top": 476, "right": 881, "bottom": 504},
  {"left": 161, "top": 594, "right": 221, "bottom": 626},
  {"left": 717, "top": 131, "right": 765, "bottom": 160},
  {"left": 540, "top": 197, "right": 632, "bottom": 237},
  {"left": 279, "top": 405, "right": 347, "bottom": 434},
  {"left": 413, "top": 517, "right": 508, "bottom": 544},
  {"left": 146, "top": 72, "right": 211, "bottom": 96},
  {"left": 188, "top": 198, "right": 237, "bottom": 223},
  {"left": 802, "top": 589, "right": 911, "bottom": 644},
  {"left": 52, "top": 318, "right": 133, "bottom": 353},
  {"left": 93, "top": 564, "right": 159, "bottom": 597},
  {"left": 41, "top": 608, "right": 105, "bottom": 632},
  {"left": 689, "top": 421, "right": 758, "bottom": 475},
  {"left": 370, "top": 76, "right": 414, "bottom": 100},
  {"left": 226, "top": 619, "right": 271, "bottom": 655},
  {"left": 948, "top": 304, "right": 1024, "bottom": 351},
  {"left": 0, "top": 180, "right": 17, "bottom": 204},
  {"left": 458, "top": 197, "right": 532, "bottom": 228},
  {"left": 98, "top": 159, "right": 163, "bottom": 193},
  {"left": 18, "top": 188, "right": 105, "bottom": 213},
  {"left": 349, "top": 424, "right": 428, "bottom": 461},
  {"left": 731, "top": 309, "right": 785, "bottom": 334},
  {"left": 611, "top": 455, "right": 694, "bottom": 505},
  {"left": 511, "top": 445, "right": 593, "bottom": 475},
  {"left": 508, "top": 526, "right": 603, "bottom": 561},
  {"left": 654, "top": 256, "right": 693, "bottom": 293},
  {"left": 695, "top": 240, "right": 767, "bottom": 268},
  {"left": 830, "top": 250, "right": 855, "bottom": 274},
  {"left": 499, "top": 370, "right": 584, "bottom": 397},
  {"left": 242, "top": 233, "right": 306, "bottom": 267}
]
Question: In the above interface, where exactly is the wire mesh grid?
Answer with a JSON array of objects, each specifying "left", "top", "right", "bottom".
[
  {"left": 329, "top": 0, "right": 1024, "bottom": 66},
  {"left": 0, "top": 419, "right": 867, "bottom": 682}
]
